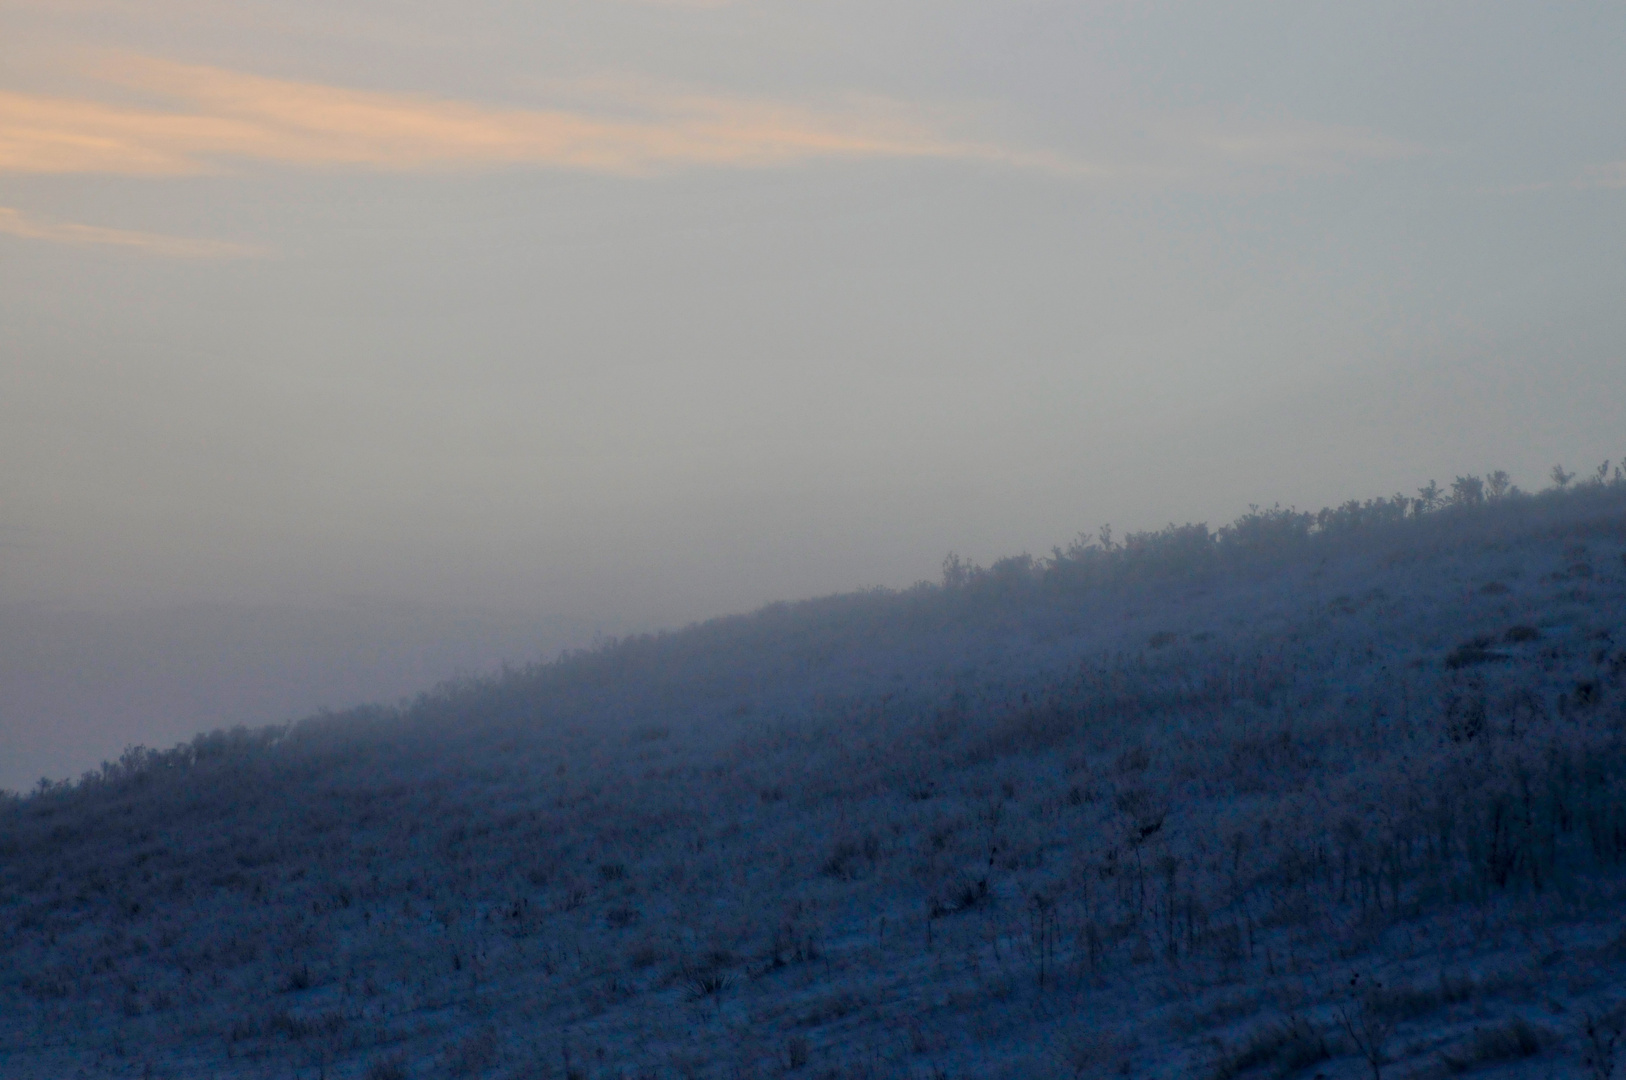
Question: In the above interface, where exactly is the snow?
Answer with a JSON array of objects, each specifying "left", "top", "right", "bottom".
[{"left": 3, "top": 482, "right": 1626, "bottom": 1079}]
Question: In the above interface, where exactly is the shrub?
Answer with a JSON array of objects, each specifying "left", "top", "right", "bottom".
[
  {"left": 365, "top": 1054, "right": 409, "bottom": 1080},
  {"left": 683, "top": 968, "right": 733, "bottom": 1002},
  {"left": 1442, "top": 1018, "right": 1545, "bottom": 1072},
  {"left": 626, "top": 939, "right": 662, "bottom": 969},
  {"left": 1336, "top": 974, "right": 1396, "bottom": 1080},
  {"left": 279, "top": 964, "right": 313, "bottom": 993},
  {"left": 1369, "top": 983, "right": 1443, "bottom": 1023},
  {"left": 1581, "top": 1008, "right": 1623, "bottom": 1080},
  {"left": 928, "top": 875, "right": 989, "bottom": 918},
  {"left": 1444, "top": 639, "right": 1507, "bottom": 670},
  {"left": 1209, "top": 1017, "right": 1328, "bottom": 1080},
  {"left": 1443, "top": 690, "right": 1488, "bottom": 742},
  {"left": 444, "top": 1029, "right": 499, "bottom": 1077},
  {"left": 820, "top": 834, "right": 878, "bottom": 880},
  {"left": 1451, "top": 475, "right": 1485, "bottom": 507}
]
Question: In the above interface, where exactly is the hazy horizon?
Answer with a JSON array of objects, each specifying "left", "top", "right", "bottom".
[{"left": 4, "top": 0, "right": 1624, "bottom": 789}]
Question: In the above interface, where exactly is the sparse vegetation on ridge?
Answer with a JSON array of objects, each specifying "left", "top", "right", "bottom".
[{"left": 3, "top": 466, "right": 1626, "bottom": 1079}]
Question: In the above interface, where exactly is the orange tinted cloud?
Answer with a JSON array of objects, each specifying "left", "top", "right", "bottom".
[
  {"left": 0, "top": 205, "right": 262, "bottom": 256},
  {"left": 0, "top": 56, "right": 1084, "bottom": 177}
]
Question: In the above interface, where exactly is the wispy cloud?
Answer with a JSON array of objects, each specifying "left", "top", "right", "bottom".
[
  {"left": 1481, "top": 161, "right": 1626, "bottom": 195},
  {"left": 0, "top": 205, "right": 262, "bottom": 257},
  {"left": 0, "top": 55, "right": 1089, "bottom": 178},
  {"left": 612, "top": 0, "right": 748, "bottom": 8},
  {"left": 1577, "top": 161, "right": 1626, "bottom": 190},
  {"left": 1161, "top": 113, "right": 1426, "bottom": 175}
]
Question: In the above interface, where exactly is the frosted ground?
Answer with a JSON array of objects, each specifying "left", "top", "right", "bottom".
[{"left": 4, "top": 476, "right": 1626, "bottom": 1079}]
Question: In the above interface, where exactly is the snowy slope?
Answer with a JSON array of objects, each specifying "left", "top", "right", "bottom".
[{"left": 3, "top": 483, "right": 1626, "bottom": 1080}]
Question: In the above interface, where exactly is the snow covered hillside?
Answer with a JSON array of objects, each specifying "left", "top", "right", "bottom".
[{"left": 5, "top": 478, "right": 1626, "bottom": 1080}]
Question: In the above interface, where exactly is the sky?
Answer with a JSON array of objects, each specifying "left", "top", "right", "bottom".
[{"left": 3, "top": 0, "right": 1624, "bottom": 790}]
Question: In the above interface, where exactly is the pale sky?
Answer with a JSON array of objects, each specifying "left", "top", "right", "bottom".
[{"left": 2, "top": 1, "right": 1623, "bottom": 788}]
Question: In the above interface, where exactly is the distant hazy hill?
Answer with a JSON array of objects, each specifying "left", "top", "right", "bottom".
[
  {"left": 4, "top": 477, "right": 1626, "bottom": 1079},
  {"left": 0, "top": 601, "right": 600, "bottom": 795}
]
